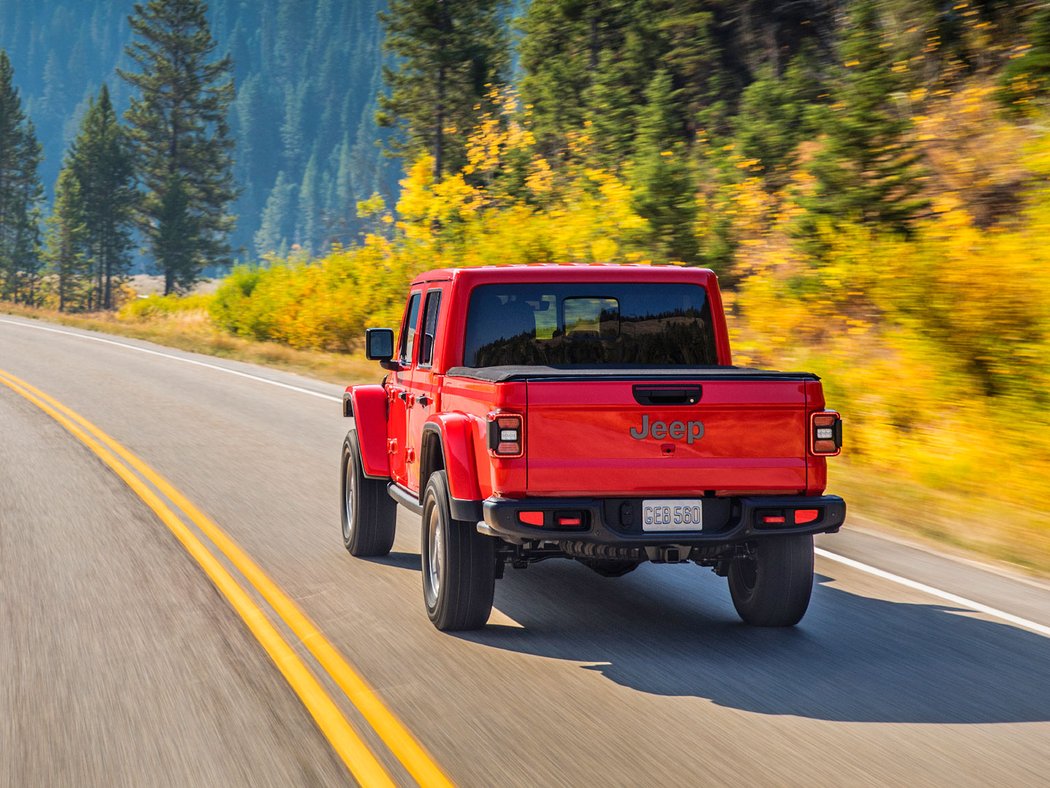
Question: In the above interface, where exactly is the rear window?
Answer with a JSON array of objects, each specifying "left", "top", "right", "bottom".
[{"left": 462, "top": 283, "right": 718, "bottom": 367}]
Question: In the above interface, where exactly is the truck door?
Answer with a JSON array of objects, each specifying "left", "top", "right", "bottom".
[
  {"left": 387, "top": 290, "right": 422, "bottom": 487},
  {"left": 405, "top": 286, "right": 445, "bottom": 494}
]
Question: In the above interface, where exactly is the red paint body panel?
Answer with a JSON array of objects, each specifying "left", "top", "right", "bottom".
[
  {"left": 525, "top": 380, "right": 808, "bottom": 496},
  {"left": 348, "top": 385, "right": 390, "bottom": 478},
  {"left": 426, "top": 412, "right": 484, "bottom": 501},
  {"left": 438, "top": 376, "right": 528, "bottom": 498},
  {"left": 804, "top": 380, "right": 829, "bottom": 495}
]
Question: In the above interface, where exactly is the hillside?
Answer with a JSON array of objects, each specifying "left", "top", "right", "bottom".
[{"left": 0, "top": 0, "right": 399, "bottom": 261}]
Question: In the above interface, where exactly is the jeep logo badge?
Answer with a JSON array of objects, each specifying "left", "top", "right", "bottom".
[{"left": 630, "top": 414, "right": 704, "bottom": 444}]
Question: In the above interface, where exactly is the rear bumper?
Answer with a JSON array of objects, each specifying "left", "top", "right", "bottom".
[{"left": 481, "top": 494, "right": 846, "bottom": 545}]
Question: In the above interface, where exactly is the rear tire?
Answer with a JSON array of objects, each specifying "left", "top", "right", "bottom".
[
  {"left": 421, "top": 470, "right": 495, "bottom": 631},
  {"left": 341, "top": 430, "right": 396, "bottom": 557},
  {"left": 728, "top": 535, "right": 814, "bottom": 626}
]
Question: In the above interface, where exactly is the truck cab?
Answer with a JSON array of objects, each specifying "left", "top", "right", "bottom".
[{"left": 341, "top": 265, "right": 845, "bottom": 631}]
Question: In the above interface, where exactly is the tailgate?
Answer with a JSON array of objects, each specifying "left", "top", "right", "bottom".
[{"left": 525, "top": 379, "right": 809, "bottom": 496}]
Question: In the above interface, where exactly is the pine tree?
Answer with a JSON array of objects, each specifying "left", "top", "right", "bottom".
[
  {"left": 297, "top": 152, "right": 320, "bottom": 255},
  {"left": 120, "top": 0, "right": 238, "bottom": 293},
  {"left": 280, "top": 83, "right": 306, "bottom": 173},
  {"left": 519, "top": 0, "right": 639, "bottom": 160},
  {"left": 0, "top": 52, "right": 44, "bottom": 304},
  {"left": 520, "top": 1, "right": 727, "bottom": 164},
  {"left": 802, "top": 0, "right": 928, "bottom": 234},
  {"left": 650, "top": 2, "right": 731, "bottom": 142},
  {"left": 377, "top": 0, "right": 510, "bottom": 180},
  {"left": 44, "top": 166, "right": 90, "bottom": 312},
  {"left": 69, "top": 85, "right": 136, "bottom": 310},
  {"left": 154, "top": 175, "right": 200, "bottom": 282},
  {"left": 630, "top": 70, "right": 699, "bottom": 264},
  {"left": 999, "top": 6, "right": 1050, "bottom": 112},
  {"left": 733, "top": 48, "right": 825, "bottom": 188},
  {"left": 10, "top": 120, "right": 44, "bottom": 305},
  {"left": 586, "top": 46, "right": 644, "bottom": 166},
  {"left": 254, "top": 171, "right": 294, "bottom": 258}
]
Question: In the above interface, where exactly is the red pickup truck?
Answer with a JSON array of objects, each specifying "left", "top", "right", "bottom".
[{"left": 341, "top": 265, "right": 845, "bottom": 630}]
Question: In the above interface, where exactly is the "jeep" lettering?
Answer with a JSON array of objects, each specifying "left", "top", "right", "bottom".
[{"left": 629, "top": 414, "right": 704, "bottom": 444}]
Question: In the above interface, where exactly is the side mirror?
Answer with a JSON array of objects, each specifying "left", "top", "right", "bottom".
[{"left": 365, "top": 328, "right": 395, "bottom": 362}]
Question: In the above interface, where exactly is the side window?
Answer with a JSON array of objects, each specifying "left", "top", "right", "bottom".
[
  {"left": 398, "top": 292, "right": 422, "bottom": 365},
  {"left": 418, "top": 290, "right": 442, "bottom": 367}
]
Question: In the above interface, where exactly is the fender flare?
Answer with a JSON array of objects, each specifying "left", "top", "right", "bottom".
[
  {"left": 421, "top": 413, "right": 483, "bottom": 517},
  {"left": 347, "top": 385, "right": 389, "bottom": 479}
]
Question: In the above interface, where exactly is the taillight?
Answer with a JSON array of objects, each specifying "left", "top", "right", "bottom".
[
  {"left": 555, "top": 513, "right": 584, "bottom": 528},
  {"left": 515, "top": 510, "right": 586, "bottom": 529},
  {"left": 810, "top": 411, "right": 842, "bottom": 456},
  {"left": 488, "top": 412, "right": 524, "bottom": 457},
  {"left": 756, "top": 508, "right": 822, "bottom": 527},
  {"left": 794, "top": 509, "right": 820, "bottom": 524}
]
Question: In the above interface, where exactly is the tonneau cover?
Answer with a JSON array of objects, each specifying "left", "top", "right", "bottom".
[{"left": 446, "top": 365, "right": 820, "bottom": 383}]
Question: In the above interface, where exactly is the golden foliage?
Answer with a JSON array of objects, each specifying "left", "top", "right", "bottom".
[
  {"left": 732, "top": 160, "right": 1050, "bottom": 512},
  {"left": 913, "top": 83, "right": 1036, "bottom": 227}
]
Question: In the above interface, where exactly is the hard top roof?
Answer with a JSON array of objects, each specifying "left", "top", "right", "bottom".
[{"left": 409, "top": 263, "right": 717, "bottom": 287}]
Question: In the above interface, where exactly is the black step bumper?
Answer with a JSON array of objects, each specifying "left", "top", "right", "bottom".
[{"left": 481, "top": 494, "right": 846, "bottom": 545}]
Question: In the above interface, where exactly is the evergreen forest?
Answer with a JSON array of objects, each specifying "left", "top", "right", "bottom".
[{"left": 0, "top": 0, "right": 398, "bottom": 261}]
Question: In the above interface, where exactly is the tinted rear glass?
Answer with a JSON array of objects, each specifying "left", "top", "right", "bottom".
[{"left": 463, "top": 283, "right": 718, "bottom": 367}]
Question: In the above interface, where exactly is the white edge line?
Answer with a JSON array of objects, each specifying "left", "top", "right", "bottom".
[
  {"left": 0, "top": 317, "right": 341, "bottom": 403},
  {"left": 8, "top": 317, "right": 1043, "bottom": 637},
  {"left": 816, "top": 547, "right": 1050, "bottom": 639}
]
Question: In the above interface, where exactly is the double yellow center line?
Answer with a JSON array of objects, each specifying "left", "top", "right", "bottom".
[{"left": 0, "top": 368, "right": 452, "bottom": 788}]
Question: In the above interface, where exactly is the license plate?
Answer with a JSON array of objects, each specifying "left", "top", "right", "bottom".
[{"left": 642, "top": 499, "right": 703, "bottom": 532}]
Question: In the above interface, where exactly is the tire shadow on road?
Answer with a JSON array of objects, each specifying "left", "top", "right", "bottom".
[
  {"left": 456, "top": 560, "right": 1050, "bottom": 724},
  {"left": 359, "top": 551, "right": 421, "bottom": 571}
]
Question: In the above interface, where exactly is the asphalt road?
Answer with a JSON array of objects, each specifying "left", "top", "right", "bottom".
[{"left": 2, "top": 314, "right": 1049, "bottom": 787}]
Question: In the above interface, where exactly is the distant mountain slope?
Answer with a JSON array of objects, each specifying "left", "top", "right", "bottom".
[{"left": 0, "top": 0, "right": 399, "bottom": 262}]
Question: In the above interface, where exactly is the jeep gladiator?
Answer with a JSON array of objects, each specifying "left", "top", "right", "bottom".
[{"left": 341, "top": 265, "right": 846, "bottom": 630}]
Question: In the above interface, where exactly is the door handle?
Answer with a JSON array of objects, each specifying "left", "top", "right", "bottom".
[
  {"left": 417, "top": 395, "right": 430, "bottom": 407},
  {"left": 398, "top": 391, "right": 408, "bottom": 402}
]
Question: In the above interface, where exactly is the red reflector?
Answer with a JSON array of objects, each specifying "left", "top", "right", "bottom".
[
  {"left": 795, "top": 509, "right": 820, "bottom": 525},
  {"left": 497, "top": 442, "right": 519, "bottom": 454},
  {"left": 813, "top": 439, "right": 838, "bottom": 454},
  {"left": 518, "top": 511, "right": 544, "bottom": 526},
  {"left": 557, "top": 517, "right": 582, "bottom": 527},
  {"left": 761, "top": 515, "right": 786, "bottom": 524}
]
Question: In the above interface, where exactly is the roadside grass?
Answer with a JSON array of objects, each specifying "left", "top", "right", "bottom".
[
  {"left": 3, "top": 300, "right": 1047, "bottom": 579},
  {"left": 0, "top": 302, "right": 382, "bottom": 386},
  {"left": 828, "top": 463, "right": 1050, "bottom": 578}
]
